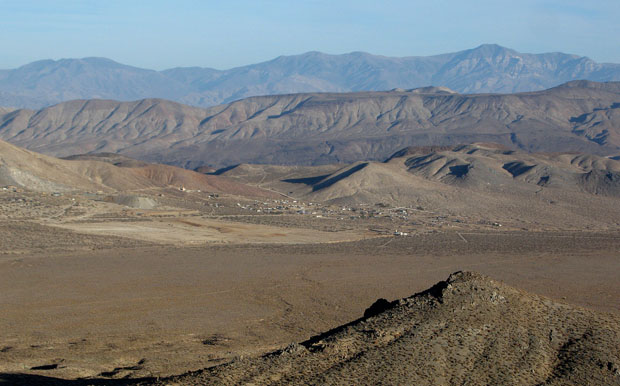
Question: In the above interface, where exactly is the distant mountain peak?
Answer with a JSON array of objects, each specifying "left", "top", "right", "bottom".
[
  {"left": 1, "top": 45, "right": 619, "bottom": 109},
  {"left": 472, "top": 43, "right": 513, "bottom": 51},
  {"left": 65, "top": 56, "right": 118, "bottom": 63},
  {"left": 458, "top": 43, "right": 519, "bottom": 59}
]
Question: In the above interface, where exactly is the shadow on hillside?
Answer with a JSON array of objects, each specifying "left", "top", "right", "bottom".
[
  {"left": 0, "top": 373, "right": 153, "bottom": 385},
  {"left": 211, "top": 164, "right": 240, "bottom": 175},
  {"left": 281, "top": 174, "right": 331, "bottom": 186},
  {"left": 311, "top": 163, "right": 368, "bottom": 191}
]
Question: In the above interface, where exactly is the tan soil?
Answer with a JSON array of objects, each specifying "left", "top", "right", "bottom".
[{"left": 0, "top": 141, "right": 619, "bottom": 384}]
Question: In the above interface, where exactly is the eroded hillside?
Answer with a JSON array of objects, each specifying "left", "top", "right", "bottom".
[{"left": 1, "top": 81, "right": 619, "bottom": 168}]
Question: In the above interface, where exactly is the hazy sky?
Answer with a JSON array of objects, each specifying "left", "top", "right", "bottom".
[{"left": 1, "top": 0, "right": 619, "bottom": 70}]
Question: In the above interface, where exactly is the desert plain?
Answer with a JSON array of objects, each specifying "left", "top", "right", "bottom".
[
  {"left": 0, "top": 79, "right": 620, "bottom": 384},
  {"left": 1, "top": 142, "right": 619, "bottom": 384}
]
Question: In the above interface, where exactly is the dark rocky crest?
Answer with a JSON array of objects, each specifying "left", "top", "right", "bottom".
[{"left": 151, "top": 271, "right": 620, "bottom": 385}]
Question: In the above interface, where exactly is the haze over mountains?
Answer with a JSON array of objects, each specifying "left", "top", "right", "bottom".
[
  {"left": 1, "top": 44, "right": 620, "bottom": 109},
  {"left": 2, "top": 41, "right": 620, "bottom": 383},
  {"left": 1, "top": 80, "right": 619, "bottom": 168}
]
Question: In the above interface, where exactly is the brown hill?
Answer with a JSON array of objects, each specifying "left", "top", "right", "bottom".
[
  {"left": 291, "top": 143, "right": 620, "bottom": 198},
  {"left": 0, "top": 139, "right": 274, "bottom": 197},
  {"left": 1, "top": 81, "right": 619, "bottom": 168},
  {"left": 218, "top": 144, "right": 620, "bottom": 228},
  {"left": 63, "top": 152, "right": 150, "bottom": 168},
  {"left": 154, "top": 271, "right": 620, "bottom": 385},
  {"left": 0, "top": 98, "right": 208, "bottom": 161}
]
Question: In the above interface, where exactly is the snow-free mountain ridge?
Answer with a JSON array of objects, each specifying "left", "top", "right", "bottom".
[
  {"left": 1, "top": 80, "right": 619, "bottom": 168},
  {"left": 1, "top": 44, "right": 619, "bottom": 108}
]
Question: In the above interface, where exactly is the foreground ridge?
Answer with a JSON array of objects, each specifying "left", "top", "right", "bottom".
[{"left": 151, "top": 271, "right": 620, "bottom": 385}]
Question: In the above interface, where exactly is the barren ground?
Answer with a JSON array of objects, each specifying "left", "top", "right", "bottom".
[{"left": 0, "top": 186, "right": 619, "bottom": 382}]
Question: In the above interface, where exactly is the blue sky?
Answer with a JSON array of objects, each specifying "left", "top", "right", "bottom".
[{"left": 1, "top": 0, "right": 619, "bottom": 70}]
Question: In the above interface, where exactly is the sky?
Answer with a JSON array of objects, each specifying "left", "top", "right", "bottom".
[{"left": 1, "top": 0, "right": 619, "bottom": 70}]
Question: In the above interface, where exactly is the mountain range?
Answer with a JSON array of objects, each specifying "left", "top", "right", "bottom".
[
  {"left": 1, "top": 80, "right": 619, "bottom": 168},
  {"left": 1, "top": 44, "right": 620, "bottom": 109}
]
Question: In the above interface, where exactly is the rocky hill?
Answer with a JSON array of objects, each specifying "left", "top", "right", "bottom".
[
  {"left": 1, "top": 81, "right": 619, "bottom": 168},
  {"left": 152, "top": 271, "right": 620, "bottom": 385},
  {"left": 1, "top": 44, "right": 619, "bottom": 108}
]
